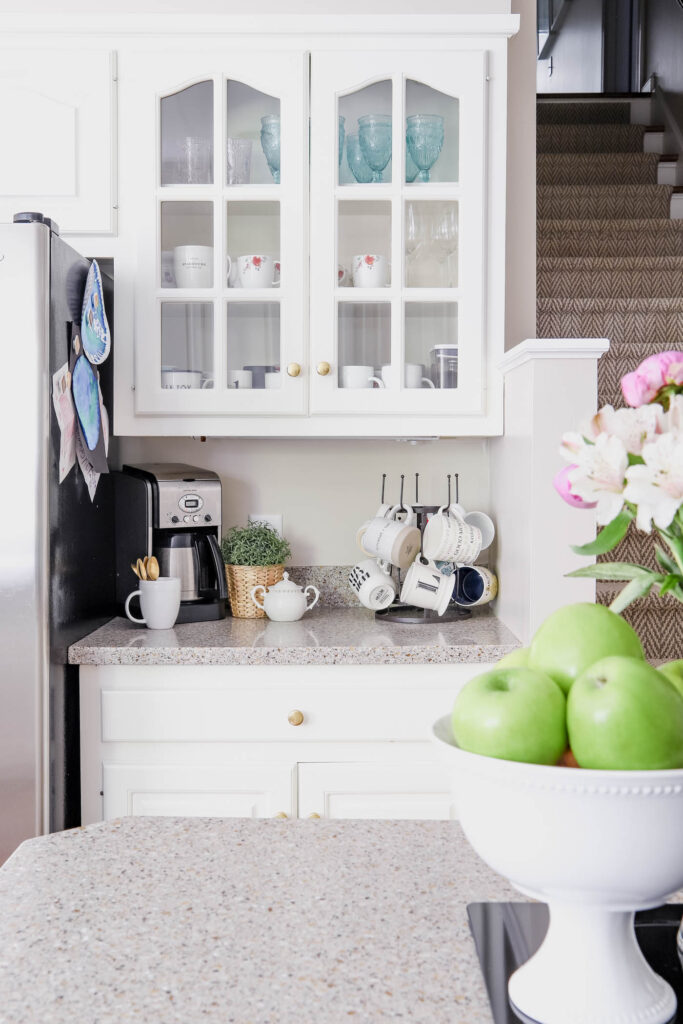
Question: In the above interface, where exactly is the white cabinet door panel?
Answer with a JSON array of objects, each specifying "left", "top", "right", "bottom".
[
  {"left": 102, "top": 761, "right": 295, "bottom": 820},
  {"left": 298, "top": 760, "right": 456, "bottom": 821},
  {"left": 0, "top": 49, "right": 116, "bottom": 234}
]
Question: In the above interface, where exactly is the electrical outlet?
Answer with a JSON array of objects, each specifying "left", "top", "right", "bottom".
[{"left": 248, "top": 513, "right": 283, "bottom": 537}]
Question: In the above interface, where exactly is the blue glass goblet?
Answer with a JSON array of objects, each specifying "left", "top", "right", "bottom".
[
  {"left": 358, "top": 114, "right": 392, "bottom": 184},
  {"left": 405, "top": 145, "right": 419, "bottom": 183},
  {"left": 406, "top": 114, "right": 444, "bottom": 183},
  {"left": 346, "top": 132, "right": 374, "bottom": 183},
  {"left": 339, "top": 115, "right": 345, "bottom": 168},
  {"left": 260, "top": 114, "right": 280, "bottom": 184}
]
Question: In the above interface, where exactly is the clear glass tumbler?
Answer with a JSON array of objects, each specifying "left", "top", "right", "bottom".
[{"left": 226, "top": 138, "right": 253, "bottom": 184}]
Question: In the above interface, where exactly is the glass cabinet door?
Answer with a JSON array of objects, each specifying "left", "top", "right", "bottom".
[
  {"left": 133, "top": 52, "right": 307, "bottom": 417},
  {"left": 309, "top": 50, "right": 486, "bottom": 417}
]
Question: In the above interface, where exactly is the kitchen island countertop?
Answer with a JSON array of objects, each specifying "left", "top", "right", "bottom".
[
  {"left": 68, "top": 606, "right": 520, "bottom": 667},
  {"left": 0, "top": 816, "right": 518, "bottom": 1023}
]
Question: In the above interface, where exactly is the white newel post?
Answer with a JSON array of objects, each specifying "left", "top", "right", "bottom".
[{"left": 490, "top": 338, "right": 610, "bottom": 645}]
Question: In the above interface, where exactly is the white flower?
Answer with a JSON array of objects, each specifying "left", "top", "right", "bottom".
[
  {"left": 663, "top": 394, "right": 683, "bottom": 435},
  {"left": 584, "top": 404, "right": 663, "bottom": 455},
  {"left": 568, "top": 433, "right": 628, "bottom": 525},
  {"left": 624, "top": 432, "right": 683, "bottom": 532},
  {"left": 560, "top": 431, "right": 588, "bottom": 461}
]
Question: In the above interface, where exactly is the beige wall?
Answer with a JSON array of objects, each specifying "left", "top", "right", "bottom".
[
  {"left": 112, "top": 0, "right": 535, "bottom": 566},
  {"left": 120, "top": 435, "right": 491, "bottom": 565}
]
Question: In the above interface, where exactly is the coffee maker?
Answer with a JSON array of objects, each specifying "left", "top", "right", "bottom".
[{"left": 114, "top": 464, "right": 228, "bottom": 622}]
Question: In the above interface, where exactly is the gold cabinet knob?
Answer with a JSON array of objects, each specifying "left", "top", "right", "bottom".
[
  {"left": 288, "top": 709, "right": 304, "bottom": 727},
  {"left": 308, "top": 812, "right": 321, "bottom": 819},
  {"left": 317, "top": 361, "right": 331, "bottom": 376},
  {"left": 274, "top": 811, "right": 289, "bottom": 819},
  {"left": 287, "top": 362, "right": 301, "bottom": 378}
]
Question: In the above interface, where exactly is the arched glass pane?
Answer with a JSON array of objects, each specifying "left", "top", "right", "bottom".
[
  {"left": 226, "top": 81, "right": 280, "bottom": 185},
  {"left": 339, "top": 80, "right": 392, "bottom": 186},
  {"left": 160, "top": 81, "right": 214, "bottom": 185},
  {"left": 406, "top": 80, "right": 458, "bottom": 184}
]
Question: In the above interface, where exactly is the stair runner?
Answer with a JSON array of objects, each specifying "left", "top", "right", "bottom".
[{"left": 536, "top": 98, "right": 683, "bottom": 660}]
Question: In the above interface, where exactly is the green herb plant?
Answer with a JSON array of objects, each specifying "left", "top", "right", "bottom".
[{"left": 221, "top": 522, "right": 291, "bottom": 567}]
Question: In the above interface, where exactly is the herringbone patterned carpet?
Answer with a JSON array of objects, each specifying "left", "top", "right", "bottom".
[{"left": 536, "top": 98, "right": 683, "bottom": 659}]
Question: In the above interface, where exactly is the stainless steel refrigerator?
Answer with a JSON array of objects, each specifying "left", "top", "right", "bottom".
[{"left": 0, "top": 215, "right": 117, "bottom": 862}]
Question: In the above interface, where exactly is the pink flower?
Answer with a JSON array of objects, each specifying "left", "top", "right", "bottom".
[
  {"left": 553, "top": 465, "right": 597, "bottom": 509},
  {"left": 364, "top": 255, "right": 375, "bottom": 266},
  {"left": 621, "top": 351, "right": 683, "bottom": 407}
]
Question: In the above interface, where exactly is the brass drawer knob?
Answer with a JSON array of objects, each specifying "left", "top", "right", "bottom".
[
  {"left": 308, "top": 812, "right": 321, "bottom": 819},
  {"left": 287, "top": 362, "right": 302, "bottom": 377},
  {"left": 317, "top": 361, "right": 331, "bottom": 376},
  {"left": 274, "top": 811, "right": 289, "bottom": 819},
  {"left": 288, "top": 709, "right": 304, "bottom": 727}
]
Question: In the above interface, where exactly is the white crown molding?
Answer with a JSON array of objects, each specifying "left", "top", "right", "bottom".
[
  {"left": 499, "top": 338, "right": 610, "bottom": 376},
  {"left": 0, "top": 13, "right": 520, "bottom": 37}
]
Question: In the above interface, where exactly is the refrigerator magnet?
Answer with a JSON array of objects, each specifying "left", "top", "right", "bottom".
[{"left": 80, "top": 260, "right": 111, "bottom": 365}]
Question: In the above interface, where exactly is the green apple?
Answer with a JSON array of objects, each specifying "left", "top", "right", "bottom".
[
  {"left": 658, "top": 659, "right": 683, "bottom": 700},
  {"left": 567, "top": 655, "right": 683, "bottom": 770},
  {"left": 497, "top": 647, "right": 529, "bottom": 669},
  {"left": 452, "top": 667, "right": 567, "bottom": 765},
  {"left": 528, "top": 603, "right": 644, "bottom": 695}
]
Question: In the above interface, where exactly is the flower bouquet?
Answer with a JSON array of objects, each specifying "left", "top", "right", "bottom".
[{"left": 554, "top": 351, "right": 683, "bottom": 612}]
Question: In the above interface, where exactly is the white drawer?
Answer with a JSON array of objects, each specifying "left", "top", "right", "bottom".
[{"left": 101, "top": 685, "right": 459, "bottom": 743}]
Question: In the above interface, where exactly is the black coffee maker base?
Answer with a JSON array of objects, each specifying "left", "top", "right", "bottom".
[{"left": 176, "top": 599, "right": 228, "bottom": 623}]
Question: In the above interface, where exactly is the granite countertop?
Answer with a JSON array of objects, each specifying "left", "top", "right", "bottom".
[
  {"left": 0, "top": 816, "right": 517, "bottom": 1023},
  {"left": 68, "top": 606, "right": 520, "bottom": 667}
]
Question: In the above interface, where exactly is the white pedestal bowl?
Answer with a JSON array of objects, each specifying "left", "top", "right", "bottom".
[{"left": 432, "top": 716, "right": 683, "bottom": 1024}]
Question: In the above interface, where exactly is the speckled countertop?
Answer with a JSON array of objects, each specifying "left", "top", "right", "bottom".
[
  {"left": 0, "top": 816, "right": 518, "bottom": 1023},
  {"left": 68, "top": 607, "right": 520, "bottom": 667}
]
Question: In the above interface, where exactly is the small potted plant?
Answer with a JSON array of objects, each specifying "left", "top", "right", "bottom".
[{"left": 221, "top": 522, "right": 292, "bottom": 618}]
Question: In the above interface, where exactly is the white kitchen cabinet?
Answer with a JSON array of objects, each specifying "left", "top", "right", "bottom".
[
  {"left": 79, "top": 662, "right": 479, "bottom": 824},
  {"left": 103, "top": 761, "right": 296, "bottom": 819},
  {"left": 0, "top": 48, "right": 117, "bottom": 235},
  {"left": 105, "top": 16, "right": 516, "bottom": 436},
  {"left": 298, "top": 762, "right": 456, "bottom": 821}
]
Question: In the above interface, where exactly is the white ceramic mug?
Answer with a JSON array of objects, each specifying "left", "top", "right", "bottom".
[
  {"left": 378, "top": 364, "right": 435, "bottom": 389},
  {"left": 124, "top": 577, "right": 182, "bottom": 630},
  {"left": 373, "top": 503, "right": 393, "bottom": 519},
  {"left": 173, "top": 245, "right": 213, "bottom": 288},
  {"left": 400, "top": 557, "right": 455, "bottom": 616},
  {"left": 389, "top": 502, "right": 416, "bottom": 527},
  {"left": 337, "top": 264, "right": 349, "bottom": 287},
  {"left": 162, "top": 370, "right": 214, "bottom": 390},
  {"left": 341, "top": 365, "right": 381, "bottom": 389},
  {"left": 422, "top": 506, "right": 482, "bottom": 564},
  {"left": 231, "top": 254, "right": 280, "bottom": 289},
  {"left": 265, "top": 372, "right": 282, "bottom": 389},
  {"left": 228, "top": 369, "right": 253, "bottom": 389},
  {"left": 452, "top": 565, "right": 498, "bottom": 607},
  {"left": 353, "top": 254, "right": 390, "bottom": 288},
  {"left": 348, "top": 559, "right": 397, "bottom": 611},
  {"left": 462, "top": 511, "right": 495, "bottom": 552},
  {"left": 358, "top": 515, "right": 421, "bottom": 570}
]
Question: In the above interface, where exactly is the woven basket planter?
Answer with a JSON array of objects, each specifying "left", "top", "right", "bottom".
[{"left": 225, "top": 563, "right": 285, "bottom": 618}]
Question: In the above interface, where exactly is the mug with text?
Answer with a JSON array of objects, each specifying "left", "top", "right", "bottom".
[
  {"left": 422, "top": 506, "right": 482, "bottom": 564},
  {"left": 348, "top": 558, "right": 397, "bottom": 611},
  {"left": 400, "top": 557, "right": 455, "bottom": 616},
  {"left": 173, "top": 246, "right": 213, "bottom": 288}
]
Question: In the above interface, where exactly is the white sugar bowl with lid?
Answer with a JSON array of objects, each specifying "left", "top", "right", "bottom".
[{"left": 250, "top": 572, "right": 320, "bottom": 622}]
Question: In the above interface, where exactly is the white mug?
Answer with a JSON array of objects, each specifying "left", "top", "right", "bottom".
[
  {"left": 228, "top": 370, "right": 253, "bottom": 389},
  {"left": 422, "top": 506, "right": 482, "bottom": 564},
  {"left": 348, "top": 559, "right": 396, "bottom": 611},
  {"left": 341, "top": 364, "right": 381, "bottom": 389},
  {"left": 389, "top": 502, "right": 416, "bottom": 527},
  {"left": 358, "top": 515, "right": 421, "bottom": 570},
  {"left": 230, "top": 254, "right": 280, "bottom": 289},
  {"left": 462, "top": 511, "right": 495, "bottom": 552},
  {"left": 337, "top": 264, "right": 349, "bottom": 287},
  {"left": 353, "top": 254, "right": 390, "bottom": 288},
  {"left": 400, "top": 557, "right": 455, "bottom": 616},
  {"left": 125, "top": 577, "right": 182, "bottom": 630},
  {"left": 161, "top": 370, "right": 214, "bottom": 390},
  {"left": 379, "top": 363, "right": 435, "bottom": 389},
  {"left": 173, "top": 245, "right": 213, "bottom": 288},
  {"left": 265, "top": 372, "right": 282, "bottom": 389},
  {"left": 374, "top": 503, "right": 393, "bottom": 519},
  {"left": 452, "top": 565, "right": 498, "bottom": 607}
]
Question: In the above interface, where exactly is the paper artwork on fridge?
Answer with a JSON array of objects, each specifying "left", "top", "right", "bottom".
[{"left": 51, "top": 362, "right": 76, "bottom": 483}]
